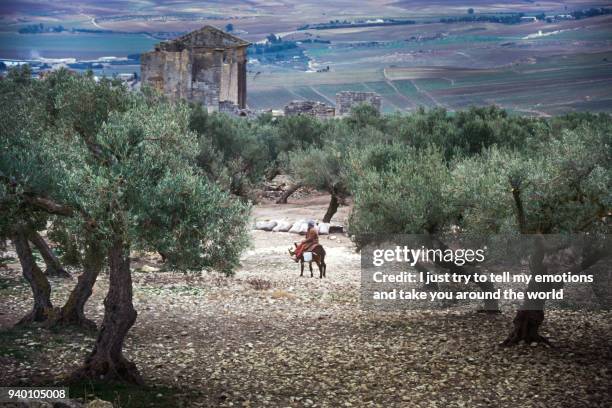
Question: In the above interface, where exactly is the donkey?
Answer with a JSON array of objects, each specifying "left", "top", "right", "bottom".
[{"left": 289, "top": 243, "right": 327, "bottom": 278}]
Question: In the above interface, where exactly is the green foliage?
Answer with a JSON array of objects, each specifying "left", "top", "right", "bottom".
[
  {"left": 347, "top": 118, "right": 611, "bottom": 246},
  {"left": 347, "top": 144, "right": 453, "bottom": 247},
  {"left": 1, "top": 68, "right": 250, "bottom": 275},
  {"left": 451, "top": 148, "right": 522, "bottom": 235},
  {"left": 47, "top": 221, "right": 83, "bottom": 267},
  {"left": 189, "top": 106, "right": 277, "bottom": 197},
  {"left": 2, "top": 65, "right": 610, "bottom": 266},
  {"left": 189, "top": 106, "right": 332, "bottom": 198},
  {"left": 455, "top": 124, "right": 611, "bottom": 235},
  {"left": 288, "top": 145, "right": 348, "bottom": 197},
  {"left": 385, "top": 105, "right": 541, "bottom": 159},
  {"left": 0, "top": 68, "right": 81, "bottom": 236},
  {"left": 276, "top": 114, "right": 327, "bottom": 151},
  {"left": 78, "top": 97, "right": 251, "bottom": 273},
  {"left": 344, "top": 104, "right": 385, "bottom": 131},
  {"left": 46, "top": 69, "right": 130, "bottom": 140}
]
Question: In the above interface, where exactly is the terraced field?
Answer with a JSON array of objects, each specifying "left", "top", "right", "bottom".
[
  {"left": 248, "top": 49, "right": 612, "bottom": 115},
  {"left": 247, "top": 12, "right": 612, "bottom": 115},
  {"left": 3, "top": 0, "right": 610, "bottom": 115}
]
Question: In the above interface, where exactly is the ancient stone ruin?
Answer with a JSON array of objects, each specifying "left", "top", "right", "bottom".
[
  {"left": 141, "top": 25, "right": 250, "bottom": 112},
  {"left": 335, "top": 91, "right": 382, "bottom": 116},
  {"left": 219, "top": 100, "right": 254, "bottom": 117},
  {"left": 283, "top": 100, "right": 336, "bottom": 119},
  {"left": 283, "top": 92, "right": 382, "bottom": 119}
]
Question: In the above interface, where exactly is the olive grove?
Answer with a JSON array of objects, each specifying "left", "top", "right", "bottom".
[{"left": 1, "top": 67, "right": 609, "bottom": 395}]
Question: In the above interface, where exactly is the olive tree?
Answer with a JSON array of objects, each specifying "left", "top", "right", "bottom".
[
  {"left": 453, "top": 124, "right": 611, "bottom": 344},
  {"left": 1, "top": 69, "right": 251, "bottom": 382},
  {"left": 288, "top": 145, "right": 349, "bottom": 222},
  {"left": 65, "top": 97, "right": 250, "bottom": 383},
  {"left": 347, "top": 143, "right": 500, "bottom": 311},
  {"left": 0, "top": 68, "right": 133, "bottom": 327},
  {"left": 0, "top": 67, "right": 81, "bottom": 324},
  {"left": 385, "top": 105, "right": 540, "bottom": 159},
  {"left": 189, "top": 106, "right": 279, "bottom": 197}
]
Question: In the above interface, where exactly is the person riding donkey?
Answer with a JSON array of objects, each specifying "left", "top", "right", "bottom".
[
  {"left": 290, "top": 220, "right": 326, "bottom": 278},
  {"left": 293, "top": 220, "right": 319, "bottom": 262}
]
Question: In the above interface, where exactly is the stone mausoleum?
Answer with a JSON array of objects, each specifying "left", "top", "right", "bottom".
[{"left": 141, "top": 25, "right": 250, "bottom": 111}]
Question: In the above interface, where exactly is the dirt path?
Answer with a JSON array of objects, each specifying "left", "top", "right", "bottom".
[{"left": 1, "top": 195, "right": 610, "bottom": 407}]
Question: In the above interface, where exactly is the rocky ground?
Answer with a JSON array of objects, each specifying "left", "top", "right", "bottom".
[{"left": 0, "top": 194, "right": 610, "bottom": 407}]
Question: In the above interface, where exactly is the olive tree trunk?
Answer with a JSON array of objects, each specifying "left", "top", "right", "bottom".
[
  {"left": 503, "top": 277, "right": 552, "bottom": 346},
  {"left": 276, "top": 182, "right": 302, "bottom": 204},
  {"left": 322, "top": 193, "right": 339, "bottom": 223},
  {"left": 29, "top": 231, "right": 71, "bottom": 278},
  {"left": 503, "top": 238, "right": 558, "bottom": 346},
  {"left": 503, "top": 239, "right": 608, "bottom": 346},
  {"left": 503, "top": 183, "right": 551, "bottom": 344},
  {"left": 51, "top": 240, "right": 104, "bottom": 330},
  {"left": 71, "top": 237, "right": 143, "bottom": 384},
  {"left": 13, "top": 229, "right": 54, "bottom": 325}
]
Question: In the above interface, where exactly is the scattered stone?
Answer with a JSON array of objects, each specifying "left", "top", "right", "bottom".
[
  {"left": 265, "top": 175, "right": 292, "bottom": 192},
  {"left": 219, "top": 100, "right": 254, "bottom": 118},
  {"left": 139, "top": 265, "right": 159, "bottom": 273},
  {"left": 284, "top": 100, "right": 335, "bottom": 119},
  {"left": 54, "top": 400, "right": 85, "bottom": 408}
]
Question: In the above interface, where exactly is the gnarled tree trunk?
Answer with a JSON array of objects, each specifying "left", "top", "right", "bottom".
[
  {"left": 276, "top": 182, "right": 302, "bottom": 204},
  {"left": 503, "top": 309, "right": 548, "bottom": 346},
  {"left": 503, "top": 237, "right": 555, "bottom": 346},
  {"left": 51, "top": 240, "right": 104, "bottom": 330},
  {"left": 322, "top": 193, "right": 339, "bottom": 223},
  {"left": 29, "top": 231, "right": 71, "bottom": 278},
  {"left": 71, "top": 237, "right": 142, "bottom": 384},
  {"left": 13, "top": 229, "right": 54, "bottom": 325},
  {"left": 503, "top": 238, "right": 609, "bottom": 346}
]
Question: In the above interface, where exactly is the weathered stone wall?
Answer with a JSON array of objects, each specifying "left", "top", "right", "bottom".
[
  {"left": 141, "top": 49, "right": 193, "bottom": 101},
  {"left": 335, "top": 91, "right": 382, "bottom": 116},
  {"left": 220, "top": 47, "right": 247, "bottom": 106},
  {"left": 190, "top": 49, "right": 223, "bottom": 111},
  {"left": 284, "top": 100, "right": 335, "bottom": 119}
]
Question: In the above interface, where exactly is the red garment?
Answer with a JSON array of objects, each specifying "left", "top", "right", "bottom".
[
  {"left": 295, "top": 227, "right": 319, "bottom": 258},
  {"left": 295, "top": 243, "right": 306, "bottom": 259}
]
